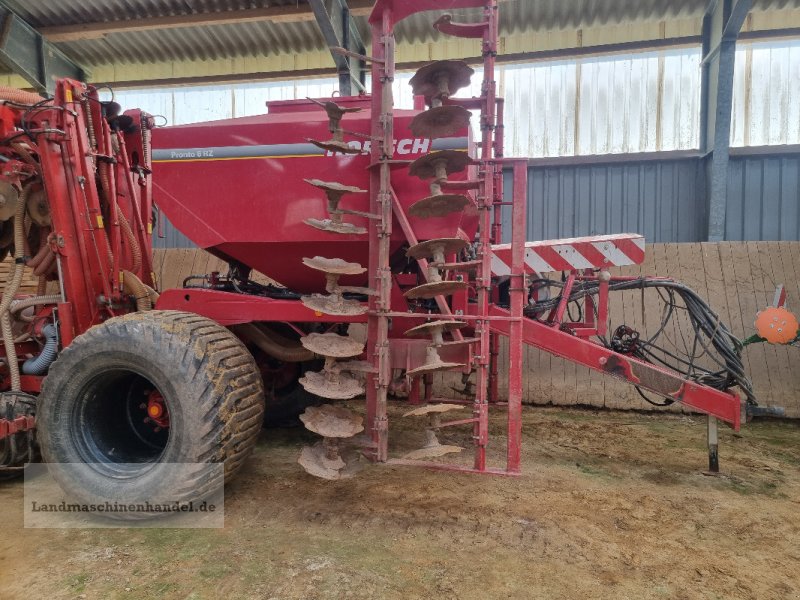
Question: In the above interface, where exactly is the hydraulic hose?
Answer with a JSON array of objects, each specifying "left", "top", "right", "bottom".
[
  {"left": 10, "top": 294, "right": 61, "bottom": 315},
  {"left": 22, "top": 323, "right": 58, "bottom": 375},
  {"left": 118, "top": 209, "right": 142, "bottom": 273},
  {"left": 11, "top": 293, "right": 60, "bottom": 324},
  {"left": 10, "top": 143, "right": 38, "bottom": 169},
  {"left": 122, "top": 270, "right": 152, "bottom": 311},
  {"left": 0, "top": 185, "right": 31, "bottom": 390},
  {"left": 32, "top": 248, "right": 55, "bottom": 276},
  {"left": 26, "top": 235, "right": 51, "bottom": 269},
  {"left": 143, "top": 284, "right": 159, "bottom": 305},
  {"left": 0, "top": 87, "right": 42, "bottom": 105},
  {"left": 232, "top": 323, "right": 314, "bottom": 363}
]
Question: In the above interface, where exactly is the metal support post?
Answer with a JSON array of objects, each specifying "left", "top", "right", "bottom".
[
  {"left": 506, "top": 160, "right": 527, "bottom": 473},
  {"left": 701, "top": 0, "right": 752, "bottom": 241},
  {"left": 707, "top": 415, "right": 720, "bottom": 473},
  {"left": 366, "top": 8, "right": 393, "bottom": 462},
  {"left": 310, "top": 0, "right": 366, "bottom": 95}
]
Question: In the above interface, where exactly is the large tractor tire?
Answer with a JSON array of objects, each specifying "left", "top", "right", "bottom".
[{"left": 37, "top": 310, "right": 265, "bottom": 511}]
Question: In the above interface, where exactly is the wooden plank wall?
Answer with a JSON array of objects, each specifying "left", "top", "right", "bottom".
[
  {"left": 4, "top": 243, "right": 799, "bottom": 417},
  {"left": 434, "top": 242, "right": 800, "bottom": 418},
  {"left": 0, "top": 260, "right": 41, "bottom": 294}
]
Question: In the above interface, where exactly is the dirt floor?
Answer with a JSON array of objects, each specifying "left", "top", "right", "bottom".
[{"left": 1, "top": 404, "right": 799, "bottom": 600}]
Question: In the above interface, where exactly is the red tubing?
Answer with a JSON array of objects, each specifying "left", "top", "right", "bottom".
[{"left": 0, "top": 86, "right": 43, "bottom": 105}]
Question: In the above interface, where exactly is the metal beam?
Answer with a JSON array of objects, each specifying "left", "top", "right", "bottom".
[
  {"left": 701, "top": 0, "right": 752, "bottom": 242},
  {"left": 309, "top": 0, "right": 365, "bottom": 95},
  {"left": 37, "top": 1, "right": 374, "bottom": 43},
  {"left": 0, "top": 3, "right": 87, "bottom": 94}
]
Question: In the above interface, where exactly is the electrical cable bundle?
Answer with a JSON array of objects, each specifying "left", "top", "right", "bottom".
[{"left": 525, "top": 276, "right": 756, "bottom": 406}]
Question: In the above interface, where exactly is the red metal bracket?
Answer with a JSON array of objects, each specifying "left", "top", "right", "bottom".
[
  {"left": 487, "top": 306, "right": 742, "bottom": 430},
  {"left": 433, "top": 14, "right": 488, "bottom": 38},
  {"left": 0, "top": 415, "right": 35, "bottom": 441}
]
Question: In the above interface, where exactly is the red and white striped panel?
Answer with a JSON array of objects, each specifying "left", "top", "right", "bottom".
[{"left": 492, "top": 233, "right": 645, "bottom": 275}]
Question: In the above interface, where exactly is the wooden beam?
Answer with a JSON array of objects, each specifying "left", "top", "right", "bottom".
[{"left": 39, "top": 0, "right": 374, "bottom": 42}]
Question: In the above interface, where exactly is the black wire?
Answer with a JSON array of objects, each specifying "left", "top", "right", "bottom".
[{"left": 526, "top": 276, "right": 756, "bottom": 405}]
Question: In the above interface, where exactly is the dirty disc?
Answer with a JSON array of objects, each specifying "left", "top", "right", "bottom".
[
  {"left": 307, "top": 138, "right": 361, "bottom": 154},
  {"left": 409, "top": 60, "right": 475, "bottom": 99},
  {"left": 303, "top": 179, "right": 367, "bottom": 195},
  {"left": 301, "top": 294, "right": 367, "bottom": 316},
  {"left": 409, "top": 105, "right": 472, "bottom": 139},
  {"left": 402, "top": 444, "right": 464, "bottom": 461},
  {"left": 298, "top": 444, "right": 344, "bottom": 480},
  {"left": 0, "top": 182, "right": 19, "bottom": 221},
  {"left": 25, "top": 187, "right": 50, "bottom": 227},
  {"left": 305, "top": 441, "right": 345, "bottom": 471},
  {"left": 404, "top": 280, "right": 469, "bottom": 300},
  {"left": 408, "top": 150, "right": 476, "bottom": 180},
  {"left": 302, "top": 256, "right": 366, "bottom": 275},
  {"left": 307, "top": 97, "right": 363, "bottom": 117},
  {"left": 304, "top": 218, "right": 367, "bottom": 235},
  {"left": 404, "top": 320, "right": 467, "bottom": 338},
  {"left": 403, "top": 403, "right": 465, "bottom": 417},
  {"left": 301, "top": 332, "right": 364, "bottom": 358},
  {"left": 406, "top": 238, "right": 469, "bottom": 261},
  {"left": 299, "top": 370, "right": 365, "bottom": 400},
  {"left": 300, "top": 404, "right": 365, "bottom": 437},
  {"left": 407, "top": 360, "right": 466, "bottom": 377},
  {"left": 408, "top": 194, "right": 470, "bottom": 219}
]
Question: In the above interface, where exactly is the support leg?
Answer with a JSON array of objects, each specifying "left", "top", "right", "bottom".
[{"left": 707, "top": 415, "right": 719, "bottom": 473}]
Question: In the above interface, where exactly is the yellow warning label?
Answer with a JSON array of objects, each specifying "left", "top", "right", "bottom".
[
  {"left": 65, "top": 89, "right": 73, "bottom": 103},
  {"left": 96, "top": 215, "right": 104, "bottom": 228},
  {"left": 147, "top": 222, "right": 153, "bottom": 235}
]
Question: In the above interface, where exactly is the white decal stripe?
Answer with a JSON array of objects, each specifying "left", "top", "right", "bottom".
[
  {"left": 592, "top": 242, "right": 633, "bottom": 266},
  {"left": 633, "top": 237, "right": 646, "bottom": 251},
  {"left": 525, "top": 248, "right": 556, "bottom": 273},
  {"left": 553, "top": 244, "right": 593, "bottom": 270},
  {"left": 491, "top": 254, "right": 511, "bottom": 276}
]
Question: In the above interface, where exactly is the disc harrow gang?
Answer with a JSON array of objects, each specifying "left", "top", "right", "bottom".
[
  {"left": 300, "top": 256, "right": 372, "bottom": 316},
  {"left": 268, "top": 0, "right": 749, "bottom": 482},
  {"left": 402, "top": 403, "right": 465, "bottom": 460},
  {"left": 409, "top": 60, "right": 474, "bottom": 138},
  {"left": 404, "top": 237, "right": 470, "bottom": 300},
  {"left": 404, "top": 319, "right": 467, "bottom": 376},
  {"left": 407, "top": 151, "right": 475, "bottom": 218},
  {"left": 303, "top": 178, "right": 369, "bottom": 235},
  {"left": 408, "top": 60, "right": 475, "bottom": 100},
  {"left": 409, "top": 105, "right": 472, "bottom": 139},
  {"left": 298, "top": 404, "right": 364, "bottom": 480},
  {"left": 306, "top": 98, "right": 362, "bottom": 155},
  {"left": 298, "top": 331, "right": 366, "bottom": 399}
]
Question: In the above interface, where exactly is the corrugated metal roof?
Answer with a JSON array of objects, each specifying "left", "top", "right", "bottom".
[
  {"left": 2, "top": 0, "right": 798, "bottom": 69},
  {"left": 56, "top": 20, "right": 328, "bottom": 65}
]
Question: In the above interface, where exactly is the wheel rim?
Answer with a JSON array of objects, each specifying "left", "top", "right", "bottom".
[{"left": 73, "top": 368, "right": 171, "bottom": 477}]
